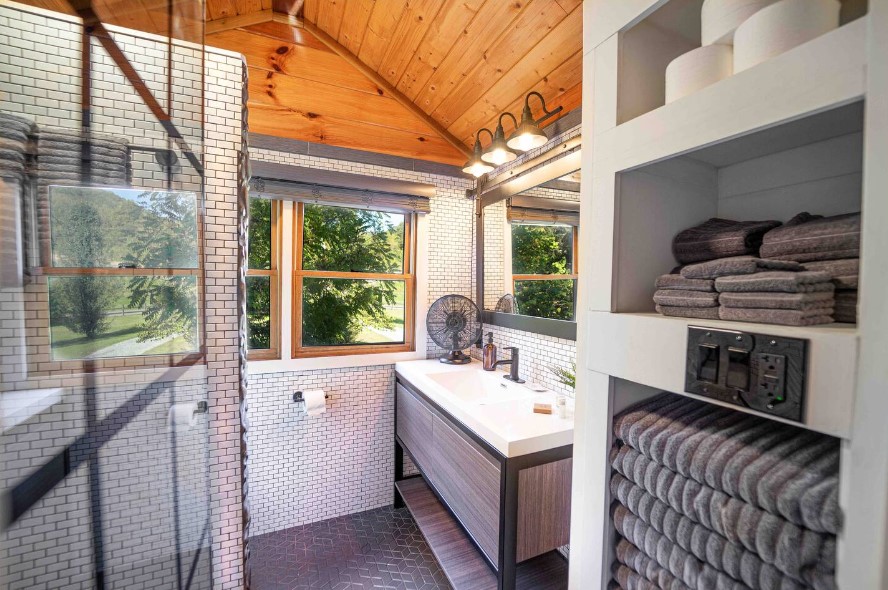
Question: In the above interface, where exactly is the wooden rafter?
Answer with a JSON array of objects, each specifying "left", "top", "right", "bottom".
[{"left": 301, "top": 19, "right": 472, "bottom": 159}]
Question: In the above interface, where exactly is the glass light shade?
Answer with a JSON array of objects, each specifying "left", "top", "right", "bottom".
[
  {"left": 481, "top": 125, "right": 517, "bottom": 165},
  {"left": 462, "top": 140, "right": 495, "bottom": 177},
  {"left": 507, "top": 122, "right": 548, "bottom": 151}
]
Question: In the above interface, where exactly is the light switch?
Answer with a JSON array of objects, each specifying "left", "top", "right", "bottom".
[
  {"left": 726, "top": 348, "right": 750, "bottom": 390},
  {"left": 697, "top": 344, "right": 719, "bottom": 383}
]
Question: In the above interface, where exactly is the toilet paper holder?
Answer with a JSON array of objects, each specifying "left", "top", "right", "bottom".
[{"left": 293, "top": 391, "right": 330, "bottom": 404}]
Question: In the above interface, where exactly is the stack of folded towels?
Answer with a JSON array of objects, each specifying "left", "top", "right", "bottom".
[
  {"left": 761, "top": 213, "right": 861, "bottom": 324},
  {"left": 0, "top": 112, "right": 35, "bottom": 182},
  {"left": 608, "top": 393, "right": 840, "bottom": 590},
  {"left": 656, "top": 213, "right": 861, "bottom": 326}
]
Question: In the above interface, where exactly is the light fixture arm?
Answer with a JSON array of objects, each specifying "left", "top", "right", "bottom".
[
  {"left": 474, "top": 127, "right": 494, "bottom": 144},
  {"left": 523, "top": 90, "right": 564, "bottom": 126},
  {"left": 498, "top": 111, "right": 519, "bottom": 132}
]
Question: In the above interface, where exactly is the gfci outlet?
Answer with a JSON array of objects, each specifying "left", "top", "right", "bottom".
[{"left": 755, "top": 353, "right": 787, "bottom": 409}]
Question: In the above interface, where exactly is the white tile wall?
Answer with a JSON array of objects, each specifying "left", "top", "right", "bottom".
[{"left": 1, "top": 4, "right": 244, "bottom": 590}]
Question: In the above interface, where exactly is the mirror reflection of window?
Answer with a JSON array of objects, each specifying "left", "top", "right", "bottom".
[{"left": 511, "top": 222, "right": 577, "bottom": 321}]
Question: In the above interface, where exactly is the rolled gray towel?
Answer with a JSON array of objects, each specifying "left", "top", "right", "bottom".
[
  {"left": 653, "top": 290, "right": 719, "bottom": 308},
  {"left": 611, "top": 473, "right": 836, "bottom": 588},
  {"left": 718, "top": 291, "right": 835, "bottom": 310},
  {"left": 616, "top": 538, "right": 693, "bottom": 590},
  {"left": 715, "top": 271, "right": 834, "bottom": 293},
  {"left": 718, "top": 307, "right": 834, "bottom": 326},
  {"left": 834, "top": 290, "right": 857, "bottom": 323},
  {"left": 613, "top": 563, "right": 661, "bottom": 590},
  {"left": 673, "top": 218, "right": 782, "bottom": 265},
  {"left": 656, "top": 274, "right": 715, "bottom": 292},
  {"left": 613, "top": 394, "right": 842, "bottom": 533},
  {"left": 613, "top": 504, "right": 752, "bottom": 590},
  {"left": 761, "top": 212, "right": 860, "bottom": 262},
  {"left": 611, "top": 444, "right": 840, "bottom": 553},
  {"left": 656, "top": 305, "right": 721, "bottom": 320},
  {"left": 680, "top": 256, "right": 803, "bottom": 280},
  {"left": 803, "top": 259, "right": 859, "bottom": 289}
]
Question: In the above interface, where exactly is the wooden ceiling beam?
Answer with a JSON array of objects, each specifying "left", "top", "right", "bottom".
[{"left": 301, "top": 18, "right": 472, "bottom": 159}]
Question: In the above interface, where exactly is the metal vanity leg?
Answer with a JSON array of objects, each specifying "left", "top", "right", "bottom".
[
  {"left": 498, "top": 459, "right": 520, "bottom": 590},
  {"left": 394, "top": 440, "right": 405, "bottom": 508}
]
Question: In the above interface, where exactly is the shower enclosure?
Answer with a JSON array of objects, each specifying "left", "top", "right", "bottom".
[{"left": 0, "top": 1, "right": 223, "bottom": 588}]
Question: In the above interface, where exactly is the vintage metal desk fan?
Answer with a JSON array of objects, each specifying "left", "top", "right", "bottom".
[{"left": 427, "top": 294, "right": 482, "bottom": 364}]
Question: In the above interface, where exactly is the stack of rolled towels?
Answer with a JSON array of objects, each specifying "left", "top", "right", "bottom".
[
  {"left": 655, "top": 213, "right": 860, "bottom": 326},
  {"left": 761, "top": 212, "right": 860, "bottom": 323},
  {"left": 0, "top": 112, "right": 35, "bottom": 182},
  {"left": 608, "top": 393, "right": 840, "bottom": 590}
]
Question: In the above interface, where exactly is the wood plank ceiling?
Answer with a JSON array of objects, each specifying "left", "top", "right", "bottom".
[{"left": 16, "top": 0, "right": 583, "bottom": 166}]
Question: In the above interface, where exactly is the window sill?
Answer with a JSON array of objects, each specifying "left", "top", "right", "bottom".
[{"left": 247, "top": 350, "right": 428, "bottom": 374}]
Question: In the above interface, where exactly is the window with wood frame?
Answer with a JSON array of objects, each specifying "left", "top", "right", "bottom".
[
  {"left": 246, "top": 197, "right": 280, "bottom": 360},
  {"left": 510, "top": 222, "right": 578, "bottom": 322},
  {"left": 292, "top": 202, "right": 416, "bottom": 358},
  {"left": 45, "top": 186, "right": 201, "bottom": 361}
]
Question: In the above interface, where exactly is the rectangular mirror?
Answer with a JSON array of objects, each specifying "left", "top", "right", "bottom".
[{"left": 479, "top": 146, "right": 580, "bottom": 340}]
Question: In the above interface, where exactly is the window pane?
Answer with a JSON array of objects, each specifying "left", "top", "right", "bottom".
[
  {"left": 302, "top": 278, "right": 405, "bottom": 346},
  {"left": 248, "top": 198, "right": 272, "bottom": 270},
  {"left": 511, "top": 223, "right": 573, "bottom": 275},
  {"left": 514, "top": 279, "right": 575, "bottom": 321},
  {"left": 246, "top": 275, "right": 272, "bottom": 350},
  {"left": 302, "top": 204, "right": 405, "bottom": 273},
  {"left": 48, "top": 275, "right": 199, "bottom": 360},
  {"left": 49, "top": 186, "right": 198, "bottom": 269}
]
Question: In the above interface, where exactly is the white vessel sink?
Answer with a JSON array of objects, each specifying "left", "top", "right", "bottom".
[{"left": 427, "top": 369, "right": 536, "bottom": 405}]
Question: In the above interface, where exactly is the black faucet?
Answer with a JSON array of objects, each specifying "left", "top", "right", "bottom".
[{"left": 494, "top": 347, "right": 525, "bottom": 383}]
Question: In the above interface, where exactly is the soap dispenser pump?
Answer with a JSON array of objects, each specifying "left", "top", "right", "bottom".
[{"left": 482, "top": 332, "right": 497, "bottom": 371}]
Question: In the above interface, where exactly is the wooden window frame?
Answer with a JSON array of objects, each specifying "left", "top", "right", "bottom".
[
  {"left": 41, "top": 187, "right": 205, "bottom": 366},
  {"left": 291, "top": 202, "right": 416, "bottom": 359},
  {"left": 511, "top": 224, "right": 579, "bottom": 317},
  {"left": 247, "top": 199, "right": 281, "bottom": 361}
]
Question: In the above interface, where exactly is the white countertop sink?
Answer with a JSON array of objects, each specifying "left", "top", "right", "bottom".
[{"left": 395, "top": 359, "right": 574, "bottom": 457}]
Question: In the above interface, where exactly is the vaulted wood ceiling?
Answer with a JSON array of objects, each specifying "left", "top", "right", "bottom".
[{"left": 17, "top": 0, "right": 583, "bottom": 166}]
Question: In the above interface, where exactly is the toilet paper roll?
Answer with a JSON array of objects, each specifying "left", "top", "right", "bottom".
[
  {"left": 665, "top": 45, "right": 734, "bottom": 104},
  {"left": 733, "top": 0, "right": 841, "bottom": 72},
  {"left": 303, "top": 389, "right": 327, "bottom": 416},
  {"left": 168, "top": 403, "right": 196, "bottom": 432},
  {"left": 701, "top": 0, "right": 780, "bottom": 46}
]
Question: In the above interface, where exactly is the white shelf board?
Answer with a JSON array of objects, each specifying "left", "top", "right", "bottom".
[
  {"left": 584, "top": 311, "right": 858, "bottom": 438},
  {"left": 593, "top": 17, "right": 867, "bottom": 174}
]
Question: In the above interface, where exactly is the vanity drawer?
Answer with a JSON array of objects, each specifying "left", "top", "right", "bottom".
[
  {"left": 395, "top": 380, "right": 502, "bottom": 564},
  {"left": 396, "top": 383, "right": 434, "bottom": 470}
]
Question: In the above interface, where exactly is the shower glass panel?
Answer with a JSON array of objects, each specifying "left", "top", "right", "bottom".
[{"left": 0, "top": 1, "right": 212, "bottom": 588}]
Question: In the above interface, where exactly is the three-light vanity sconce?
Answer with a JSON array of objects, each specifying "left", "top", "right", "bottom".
[{"left": 462, "top": 90, "right": 564, "bottom": 178}]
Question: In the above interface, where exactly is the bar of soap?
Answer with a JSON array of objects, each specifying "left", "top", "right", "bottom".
[{"left": 533, "top": 403, "right": 553, "bottom": 415}]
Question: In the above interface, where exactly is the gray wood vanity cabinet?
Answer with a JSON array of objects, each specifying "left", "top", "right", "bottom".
[{"left": 394, "top": 377, "right": 572, "bottom": 590}]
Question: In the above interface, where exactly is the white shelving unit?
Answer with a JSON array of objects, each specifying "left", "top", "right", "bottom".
[{"left": 570, "top": 1, "right": 888, "bottom": 589}]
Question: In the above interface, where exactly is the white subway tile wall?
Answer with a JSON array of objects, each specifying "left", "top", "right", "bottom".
[{"left": 1, "top": 4, "right": 244, "bottom": 590}]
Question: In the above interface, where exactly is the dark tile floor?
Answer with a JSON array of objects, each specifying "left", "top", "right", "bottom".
[{"left": 248, "top": 506, "right": 452, "bottom": 590}]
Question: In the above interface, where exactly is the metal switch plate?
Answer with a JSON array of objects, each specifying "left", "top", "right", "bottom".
[{"left": 685, "top": 326, "right": 807, "bottom": 422}]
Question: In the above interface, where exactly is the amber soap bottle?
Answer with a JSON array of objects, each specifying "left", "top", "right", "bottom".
[{"left": 482, "top": 332, "right": 497, "bottom": 371}]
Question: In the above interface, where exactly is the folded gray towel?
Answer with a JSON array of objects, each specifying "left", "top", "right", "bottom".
[
  {"left": 611, "top": 446, "right": 839, "bottom": 567},
  {"left": 718, "top": 306, "right": 834, "bottom": 326},
  {"left": 656, "top": 274, "right": 715, "bottom": 292},
  {"left": 613, "top": 504, "right": 761, "bottom": 590},
  {"left": 834, "top": 290, "right": 857, "bottom": 323},
  {"left": 802, "top": 259, "right": 859, "bottom": 289},
  {"left": 653, "top": 290, "right": 719, "bottom": 308},
  {"left": 656, "top": 305, "right": 721, "bottom": 320},
  {"left": 613, "top": 394, "right": 842, "bottom": 533},
  {"left": 611, "top": 473, "right": 836, "bottom": 588},
  {"left": 616, "top": 538, "right": 693, "bottom": 590},
  {"left": 673, "top": 218, "right": 782, "bottom": 265},
  {"left": 718, "top": 291, "right": 834, "bottom": 310},
  {"left": 715, "top": 271, "right": 834, "bottom": 293},
  {"left": 680, "top": 256, "right": 803, "bottom": 280},
  {"left": 761, "top": 212, "right": 860, "bottom": 262}
]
